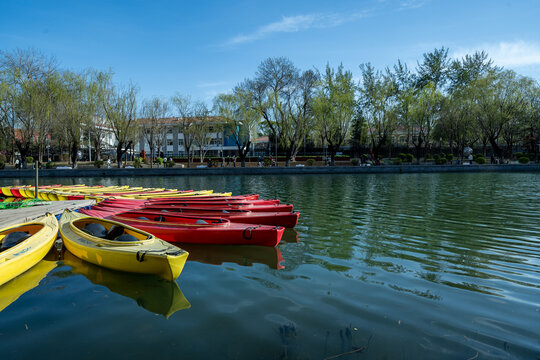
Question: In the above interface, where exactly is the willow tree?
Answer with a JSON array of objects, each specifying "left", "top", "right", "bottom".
[
  {"left": 214, "top": 84, "right": 259, "bottom": 167},
  {"left": 0, "top": 49, "right": 57, "bottom": 165},
  {"left": 357, "top": 63, "right": 397, "bottom": 160},
  {"left": 191, "top": 101, "right": 215, "bottom": 164},
  {"left": 312, "top": 64, "right": 355, "bottom": 165},
  {"left": 103, "top": 83, "right": 138, "bottom": 168},
  {"left": 409, "top": 81, "right": 442, "bottom": 160}
]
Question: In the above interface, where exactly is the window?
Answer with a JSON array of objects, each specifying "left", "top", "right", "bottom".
[{"left": 167, "top": 140, "right": 173, "bottom": 146}]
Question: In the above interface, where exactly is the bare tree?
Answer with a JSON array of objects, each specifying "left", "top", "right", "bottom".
[
  {"left": 103, "top": 83, "right": 138, "bottom": 168},
  {"left": 141, "top": 97, "right": 169, "bottom": 167},
  {"left": 171, "top": 94, "right": 196, "bottom": 167}
]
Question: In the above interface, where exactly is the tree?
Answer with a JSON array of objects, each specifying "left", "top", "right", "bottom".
[
  {"left": 85, "top": 70, "right": 112, "bottom": 161},
  {"left": 141, "top": 97, "right": 169, "bottom": 168},
  {"left": 0, "top": 49, "right": 57, "bottom": 166},
  {"left": 103, "top": 82, "right": 138, "bottom": 168},
  {"left": 171, "top": 94, "right": 196, "bottom": 167},
  {"left": 191, "top": 101, "right": 216, "bottom": 164},
  {"left": 416, "top": 47, "right": 450, "bottom": 90},
  {"left": 357, "top": 63, "right": 397, "bottom": 160},
  {"left": 409, "top": 82, "right": 442, "bottom": 160},
  {"left": 214, "top": 89, "right": 258, "bottom": 167},
  {"left": 312, "top": 64, "right": 355, "bottom": 165},
  {"left": 250, "top": 57, "right": 317, "bottom": 166}
]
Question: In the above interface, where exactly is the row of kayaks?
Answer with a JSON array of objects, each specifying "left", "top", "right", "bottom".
[
  {"left": 1, "top": 184, "right": 232, "bottom": 201},
  {"left": 1, "top": 190, "right": 300, "bottom": 286}
]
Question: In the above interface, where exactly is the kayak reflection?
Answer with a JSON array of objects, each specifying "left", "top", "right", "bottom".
[
  {"left": 0, "top": 250, "right": 58, "bottom": 312},
  {"left": 62, "top": 250, "right": 190, "bottom": 318},
  {"left": 181, "top": 244, "right": 285, "bottom": 269}
]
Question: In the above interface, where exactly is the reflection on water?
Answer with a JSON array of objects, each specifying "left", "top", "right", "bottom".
[
  {"left": 61, "top": 250, "right": 190, "bottom": 318},
  {"left": 0, "top": 250, "right": 58, "bottom": 312},
  {"left": 0, "top": 173, "right": 539, "bottom": 359},
  {"left": 182, "top": 243, "right": 285, "bottom": 269}
]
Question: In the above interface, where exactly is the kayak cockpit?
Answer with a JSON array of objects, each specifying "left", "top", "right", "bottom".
[
  {"left": 71, "top": 218, "right": 151, "bottom": 243},
  {"left": 0, "top": 224, "right": 44, "bottom": 252}
]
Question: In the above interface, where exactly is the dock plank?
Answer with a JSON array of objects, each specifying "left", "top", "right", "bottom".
[{"left": 0, "top": 200, "right": 95, "bottom": 228}]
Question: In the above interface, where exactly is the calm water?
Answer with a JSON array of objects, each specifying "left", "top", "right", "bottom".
[{"left": 1, "top": 173, "right": 539, "bottom": 359}]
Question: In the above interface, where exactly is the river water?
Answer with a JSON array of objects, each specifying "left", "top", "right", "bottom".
[{"left": 0, "top": 173, "right": 539, "bottom": 359}]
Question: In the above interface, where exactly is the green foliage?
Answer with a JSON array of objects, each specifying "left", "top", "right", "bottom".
[
  {"left": 518, "top": 156, "right": 530, "bottom": 164},
  {"left": 156, "top": 157, "right": 164, "bottom": 165},
  {"left": 446, "top": 153, "right": 454, "bottom": 162},
  {"left": 263, "top": 157, "right": 272, "bottom": 167},
  {"left": 475, "top": 155, "right": 486, "bottom": 164},
  {"left": 306, "top": 158, "right": 315, "bottom": 166},
  {"left": 351, "top": 159, "right": 359, "bottom": 166},
  {"left": 166, "top": 159, "right": 175, "bottom": 168},
  {"left": 94, "top": 160, "right": 104, "bottom": 168},
  {"left": 0, "top": 154, "right": 6, "bottom": 163},
  {"left": 433, "top": 154, "right": 440, "bottom": 161},
  {"left": 398, "top": 153, "right": 407, "bottom": 161},
  {"left": 133, "top": 157, "right": 143, "bottom": 168},
  {"left": 45, "top": 161, "right": 55, "bottom": 169},
  {"left": 0, "top": 162, "right": 4, "bottom": 169},
  {"left": 514, "top": 152, "right": 524, "bottom": 159},
  {"left": 392, "top": 157, "right": 402, "bottom": 165},
  {"left": 406, "top": 153, "right": 414, "bottom": 162},
  {"left": 435, "top": 156, "right": 446, "bottom": 165},
  {"left": 26, "top": 156, "right": 34, "bottom": 164},
  {"left": 426, "top": 153, "right": 433, "bottom": 160}
]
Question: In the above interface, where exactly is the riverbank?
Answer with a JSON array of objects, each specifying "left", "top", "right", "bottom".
[{"left": 1, "top": 163, "right": 539, "bottom": 178}]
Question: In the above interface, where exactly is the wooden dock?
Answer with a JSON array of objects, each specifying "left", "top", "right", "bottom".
[{"left": 0, "top": 200, "right": 95, "bottom": 228}]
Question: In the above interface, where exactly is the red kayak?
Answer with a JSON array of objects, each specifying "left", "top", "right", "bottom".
[
  {"left": 107, "top": 211, "right": 284, "bottom": 247},
  {"left": 115, "top": 208, "right": 299, "bottom": 228},
  {"left": 148, "top": 197, "right": 278, "bottom": 205},
  {"left": 144, "top": 202, "right": 294, "bottom": 213}
]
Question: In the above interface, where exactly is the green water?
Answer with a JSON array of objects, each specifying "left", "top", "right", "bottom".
[{"left": 1, "top": 173, "right": 539, "bottom": 359}]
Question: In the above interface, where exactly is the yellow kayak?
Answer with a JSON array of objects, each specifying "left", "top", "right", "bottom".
[
  {"left": 0, "top": 213, "right": 59, "bottom": 287},
  {"left": 59, "top": 210, "right": 188, "bottom": 281},
  {"left": 1, "top": 187, "right": 14, "bottom": 197},
  {"left": 62, "top": 250, "right": 190, "bottom": 318}
]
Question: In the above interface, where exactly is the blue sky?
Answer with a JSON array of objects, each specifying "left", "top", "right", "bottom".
[{"left": 1, "top": 0, "right": 539, "bottom": 104}]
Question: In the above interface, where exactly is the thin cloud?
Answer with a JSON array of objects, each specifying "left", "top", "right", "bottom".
[
  {"left": 226, "top": 12, "right": 368, "bottom": 45},
  {"left": 398, "top": 0, "right": 426, "bottom": 10},
  {"left": 197, "top": 81, "right": 231, "bottom": 88},
  {"left": 453, "top": 41, "right": 540, "bottom": 67}
]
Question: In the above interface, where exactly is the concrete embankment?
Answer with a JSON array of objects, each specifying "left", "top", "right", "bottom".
[{"left": 0, "top": 163, "right": 539, "bottom": 178}]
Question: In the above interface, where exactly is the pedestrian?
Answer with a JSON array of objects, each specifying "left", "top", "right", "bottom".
[
  {"left": 468, "top": 153, "right": 473, "bottom": 165},
  {"left": 232, "top": 155, "right": 236, "bottom": 167},
  {"left": 226, "top": 157, "right": 230, "bottom": 167},
  {"left": 107, "top": 158, "right": 111, "bottom": 168},
  {"left": 15, "top": 158, "right": 20, "bottom": 170}
]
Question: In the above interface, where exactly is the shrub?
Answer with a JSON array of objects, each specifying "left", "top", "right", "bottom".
[
  {"left": 398, "top": 153, "right": 407, "bottom": 161},
  {"left": 350, "top": 159, "right": 359, "bottom": 166},
  {"left": 263, "top": 157, "right": 272, "bottom": 167},
  {"left": 94, "top": 160, "right": 104, "bottom": 168},
  {"left": 45, "top": 161, "right": 55, "bottom": 169},
  {"left": 60, "top": 153, "right": 70, "bottom": 162},
  {"left": 518, "top": 156, "right": 530, "bottom": 164},
  {"left": 166, "top": 159, "right": 175, "bottom": 168},
  {"left": 406, "top": 153, "right": 414, "bottom": 162},
  {"left": 514, "top": 152, "right": 524, "bottom": 159},
  {"left": 426, "top": 153, "right": 433, "bottom": 160},
  {"left": 0, "top": 162, "right": 4, "bottom": 169},
  {"left": 435, "top": 157, "right": 446, "bottom": 165},
  {"left": 446, "top": 153, "right": 454, "bottom": 162},
  {"left": 134, "top": 157, "right": 143, "bottom": 168},
  {"left": 26, "top": 156, "right": 34, "bottom": 164},
  {"left": 475, "top": 155, "right": 486, "bottom": 164},
  {"left": 0, "top": 154, "right": 6, "bottom": 163},
  {"left": 392, "top": 157, "right": 402, "bottom": 165},
  {"left": 306, "top": 158, "right": 315, "bottom": 166},
  {"left": 433, "top": 154, "right": 440, "bottom": 161},
  {"left": 156, "top": 157, "right": 164, "bottom": 165}
]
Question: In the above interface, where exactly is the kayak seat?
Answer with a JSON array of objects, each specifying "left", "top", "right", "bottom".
[
  {"left": 82, "top": 223, "right": 107, "bottom": 238},
  {"left": 105, "top": 225, "right": 125, "bottom": 240},
  {"left": 195, "top": 219, "right": 208, "bottom": 225},
  {"left": 136, "top": 216, "right": 150, "bottom": 220},
  {"left": 154, "top": 216, "right": 166, "bottom": 222},
  {"left": 161, "top": 209, "right": 168, "bottom": 212},
  {"left": 221, "top": 210, "right": 229, "bottom": 213},
  {"left": 0, "top": 231, "right": 31, "bottom": 251},
  {"left": 114, "top": 234, "right": 138, "bottom": 242}
]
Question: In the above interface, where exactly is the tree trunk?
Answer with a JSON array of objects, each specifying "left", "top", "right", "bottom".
[
  {"left": 489, "top": 137, "right": 503, "bottom": 160},
  {"left": 71, "top": 141, "right": 78, "bottom": 169}
]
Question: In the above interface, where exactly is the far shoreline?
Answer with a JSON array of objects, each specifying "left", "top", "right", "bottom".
[{"left": 0, "top": 163, "right": 539, "bottom": 178}]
